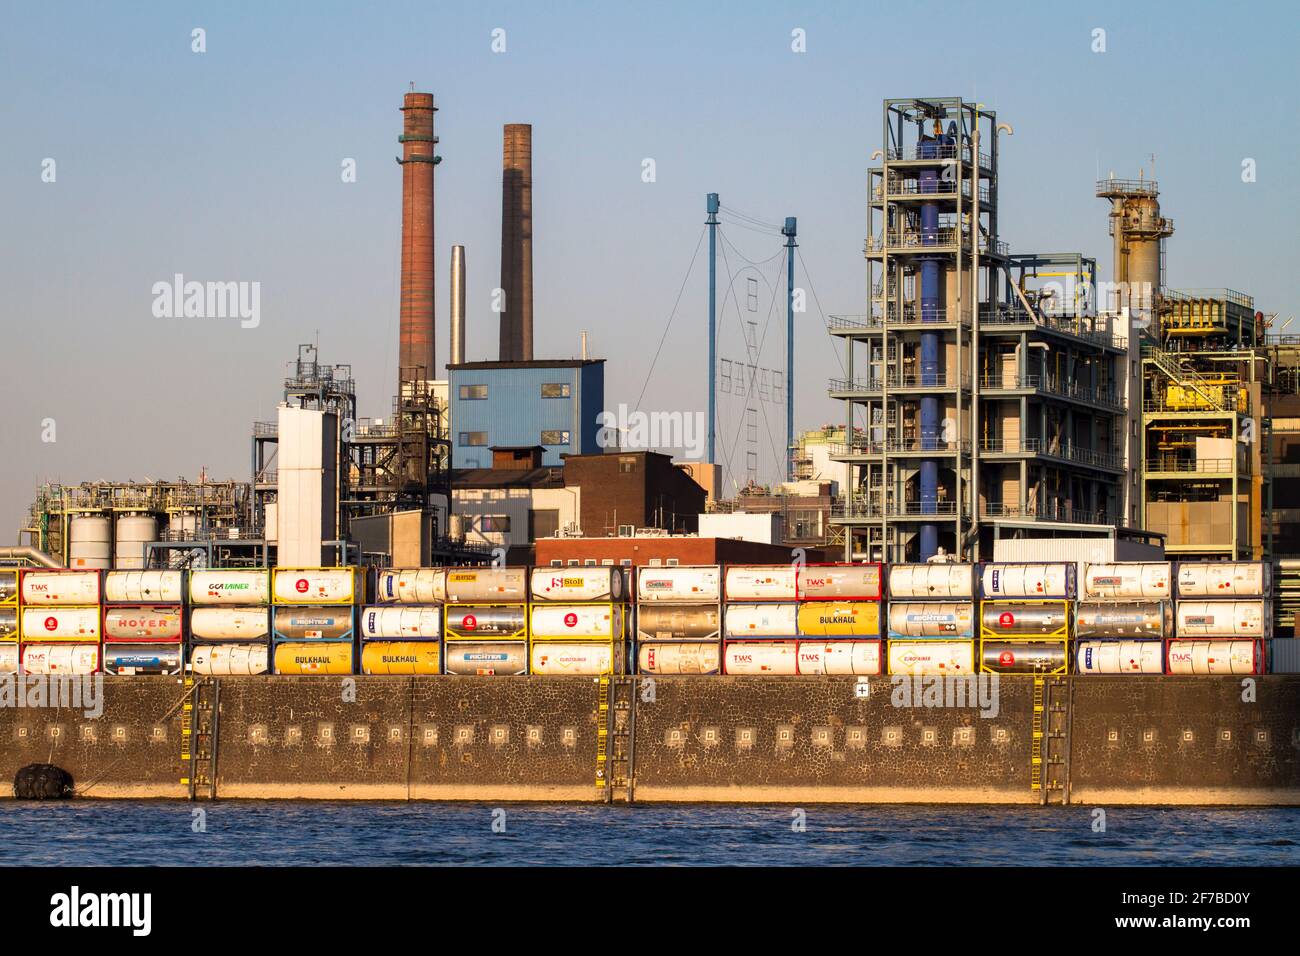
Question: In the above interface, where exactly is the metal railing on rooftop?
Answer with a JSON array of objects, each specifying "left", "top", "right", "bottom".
[{"left": 979, "top": 374, "right": 1125, "bottom": 411}]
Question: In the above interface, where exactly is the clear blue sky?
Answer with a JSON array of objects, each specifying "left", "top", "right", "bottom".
[{"left": 2, "top": 0, "right": 1296, "bottom": 530}]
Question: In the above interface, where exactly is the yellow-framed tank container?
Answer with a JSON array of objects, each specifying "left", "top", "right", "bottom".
[
  {"left": 0, "top": 569, "right": 17, "bottom": 647},
  {"left": 978, "top": 600, "right": 1071, "bottom": 641},
  {"left": 272, "top": 567, "right": 364, "bottom": 606},
  {"left": 444, "top": 604, "right": 528, "bottom": 641},
  {"left": 529, "top": 603, "right": 625, "bottom": 642}
]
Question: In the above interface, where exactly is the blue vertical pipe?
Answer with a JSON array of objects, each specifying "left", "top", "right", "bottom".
[
  {"left": 783, "top": 217, "right": 798, "bottom": 481},
  {"left": 707, "top": 193, "right": 719, "bottom": 465},
  {"left": 917, "top": 133, "right": 944, "bottom": 559}
]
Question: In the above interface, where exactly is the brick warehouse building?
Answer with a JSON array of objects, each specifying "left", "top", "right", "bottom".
[{"left": 535, "top": 535, "right": 831, "bottom": 569}]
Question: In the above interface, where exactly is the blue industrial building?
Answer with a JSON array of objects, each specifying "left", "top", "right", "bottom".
[{"left": 448, "top": 359, "right": 605, "bottom": 468}]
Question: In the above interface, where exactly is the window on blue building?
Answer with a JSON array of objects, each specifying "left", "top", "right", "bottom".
[
  {"left": 459, "top": 431, "right": 488, "bottom": 446},
  {"left": 540, "top": 430, "right": 571, "bottom": 445},
  {"left": 541, "top": 383, "right": 571, "bottom": 398},
  {"left": 459, "top": 384, "right": 488, "bottom": 399}
]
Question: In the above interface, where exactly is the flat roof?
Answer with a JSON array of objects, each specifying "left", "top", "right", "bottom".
[{"left": 448, "top": 359, "right": 605, "bottom": 371}]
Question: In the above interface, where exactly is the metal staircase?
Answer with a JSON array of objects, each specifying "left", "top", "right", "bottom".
[{"left": 1144, "top": 345, "right": 1230, "bottom": 410}]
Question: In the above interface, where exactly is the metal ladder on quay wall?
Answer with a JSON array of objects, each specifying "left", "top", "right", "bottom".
[
  {"left": 598, "top": 676, "right": 636, "bottom": 804},
  {"left": 180, "top": 675, "right": 220, "bottom": 800},
  {"left": 1031, "top": 675, "right": 1071, "bottom": 804}
]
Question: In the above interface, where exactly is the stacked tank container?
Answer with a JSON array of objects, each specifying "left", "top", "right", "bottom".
[
  {"left": 1074, "top": 563, "right": 1172, "bottom": 674},
  {"left": 187, "top": 569, "right": 272, "bottom": 675},
  {"left": 102, "top": 570, "right": 186, "bottom": 675},
  {"left": 362, "top": 569, "right": 446, "bottom": 674},
  {"left": 0, "top": 570, "right": 18, "bottom": 675},
  {"left": 635, "top": 565, "right": 722, "bottom": 674},
  {"left": 886, "top": 563, "right": 976, "bottom": 676},
  {"left": 271, "top": 568, "right": 361, "bottom": 674},
  {"left": 442, "top": 567, "right": 530, "bottom": 675},
  {"left": 529, "top": 567, "right": 627, "bottom": 675},
  {"left": 18, "top": 569, "right": 102, "bottom": 675},
  {"left": 721, "top": 565, "right": 799, "bottom": 674},
  {"left": 1170, "top": 562, "right": 1270, "bottom": 675},
  {"left": 793, "top": 563, "right": 884, "bottom": 675},
  {"left": 977, "top": 563, "right": 1074, "bottom": 674}
]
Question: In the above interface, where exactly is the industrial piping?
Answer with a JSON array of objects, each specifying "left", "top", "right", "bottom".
[
  {"left": 0, "top": 547, "right": 61, "bottom": 568},
  {"left": 917, "top": 122, "right": 951, "bottom": 559}
]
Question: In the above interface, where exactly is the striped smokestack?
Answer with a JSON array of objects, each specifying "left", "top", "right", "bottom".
[
  {"left": 499, "top": 123, "right": 533, "bottom": 361},
  {"left": 398, "top": 90, "right": 438, "bottom": 384}
]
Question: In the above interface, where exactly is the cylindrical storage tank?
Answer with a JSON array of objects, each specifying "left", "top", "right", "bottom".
[
  {"left": 68, "top": 515, "right": 111, "bottom": 569},
  {"left": 1076, "top": 600, "right": 1174, "bottom": 639},
  {"left": 795, "top": 640, "right": 882, "bottom": 675},
  {"left": 0, "top": 643, "right": 17, "bottom": 675},
  {"left": 443, "top": 567, "right": 529, "bottom": 603},
  {"left": 797, "top": 563, "right": 884, "bottom": 600},
  {"left": 529, "top": 567, "right": 623, "bottom": 603},
  {"left": 1165, "top": 639, "right": 1262, "bottom": 675},
  {"left": 20, "top": 607, "right": 100, "bottom": 641},
  {"left": 0, "top": 569, "right": 17, "bottom": 604},
  {"left": 104, "top": 570, "right": 184, "bottom": 604},
  {"left": 189, "top": 607, "right": 270, "bottom": 642},
  {"left": 273, "top": 641, "right": 355, "bottom": 675},
  {"left": 980, "top": 563, "right": 1076, "bottom": 599},
  {"left": 795, "top": 601, "right": 881, "bottom": 637},
  {"left": 22, "top": 643, "right": 99, "bottom": 675},
  {"left": 1175, "top": 601, "right": 1270, "bottom": 638},
  {"left": 272, "top": 607, "right": 354, "bottom": 641},
  {"left": 887, "top": 602, "right": 975, "bottom": 639},
  {"left": 113, "top": 514, "right": 158, "bottom": 569},
  {"left": 886, "top": 640, "right": 974, "bottom": 675},
  {"left": 637, "top": 642, "right": 720, "bottom": 675},
  {"left": 722, "top": 641, "right": 797, "bottom": 675},
  {"left": 188, "top": 643, "right": 268, "bottom": 676},
  {"left": 887, "top": 563, "right": 976, "bottom": 599},
  {"left": 1176, "top": 562, "right": 1271, "bottom": 598},
  {"left": 189, "top": 569, "right": 271, "bottom": 605},
  {"left": 374, "top": 568, "right": 448, "bottom": 604},
  {"left": 980, "top": 602, "right": 1070, "bottom": 638},
  {"left": 103, "top": 644, "right": 183, "bottom": 675},
  {"left": 443, "top": 642, "right": 528, "bottom": 675},
  {"left": 361, "top": 641, "right": 442, "bottom": 675},
  {"left": 1083, "top": 563, "right": 1172, "bottom": 599},
  {"left": 444, "top": 605, "right": 527, "bottom": 640},
  {"left": 724, "top": 566, "right": 797, "bottom": 601},
  {"left": 980, "top": 641, "right": 1068, "bottom": 674},
  {"left": 530, "top": 604, "right": 624, "bottom": 640},
  {"left": 0, "top": 607, "right": 17, "bottom": 642},
  {"left": 103, "top": 605, "right": 184, "bottom": 642},
  {"left": 1075, "top": 640, "right": 1164, "bottom": 674},
  {"left": 636, "top": 566, "right": 721, "bottom": 603},
  {"left": 20, "top": 570, "right": 101, "bottom": 606},
  {"left": 272, "top": 568, "right": 360, "bottom": 605},
  {"left": 723, "top": 603, "right": 799, "bottom": 637},
  {"left": 530, "top": 642, "right": 619, "bottom": 676},
  {"left": 358, "top": 606, "right": 442, "bottom": 641},
  {"left": 636, "top": 605, "right": 721, "bottom": 641}
]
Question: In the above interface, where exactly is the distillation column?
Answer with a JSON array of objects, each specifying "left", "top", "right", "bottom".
[{"left": 916, "top": 125, "right": 951, "bottom": 558}]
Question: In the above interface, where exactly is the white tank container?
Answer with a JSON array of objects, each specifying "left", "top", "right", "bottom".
[
  {"left": 1083, "top": 562, "right": 1172, "bottom": 599},
  {"left": 189, "top": 569, "right": 271, "bottom": 605},
  {"left": 723, "top": 603, "right": 799, "bottom": 637},
  {"left": 887, "top": 602, "right": 975, "bottom": 638},
  {"left": 1175, "top": 601, "right": 1270, "bottom": 638},
  {"left": 104, "top": 570, "right": 184, "bottom": 603},
  {"left": 637, "top": 641, "right": 720, "bottom": 675},
  {"left": 189, "top": 607, "right": 270, "bottom": 641},
  {"left": 724, "top": 566, "right": 798, "bottom": 601},
  {"left": 103, "top": 605, "right": 184, "bottom": 642},
  {"left": 795, "top": 640, "right": 882, "bottom": 675},
  {"left": 530, "top": 642, "right": 618, "bottom": 675},
  {"left": 68, "top": 515, "right": 111, "bottom": 569},
  {"left": 443, "top": 642, "right": 529, "bottom": 675},
  {"left": 529, "top": 567, "right": 624, "bottom": 603},
  {"left": 443, "top": 567, "right": 529, "bottom": 603},
  {"left": 722, "top": 641, "right": 797, "bottom": 675},
  {"left": 113, "top": 514, "right": 158, "bottom": 569},
  {"left": 530, "top": 604, "right": 623, "bottom": 640},
  {"left": 20, "top": 570, "right": 100, "bottom": 606},
  {"left": 886, "top": 640, "right": 974, "bottom": 675},
  {"left": 189, "top": 643, "right": 269, "bottom": 676},
  {"left": 273, "top": 568, "right": 359, "bottom": 605},
  {"left": 980, "top": 563, "right": 1076, "bottom": 599},
  {"left": 22, "top": 643, "right": 99, "bottom": 675},
  {"left": 1165, "top": 640, "right": 1261, "bottom": 675},
  {"left": 375, "top": 568, "right": 448, "bottom": 604},
  {"left": 1075, "top": 640, "right": 1165, "bottom": 674},
  {"left": 888, "top": 563, "right": 976, "bottom": 599},
  {"left": 1076, "top": 601, "right": 1174, "bottom": 639},
  {"left": 0, "top": 643, "right": 18, "bottom": 674},
  {"left": 20, "top": 607, "right": 100, "bottom": 641},
  {"left": 359, "top": 606, "right": 443, "bottom": 640},
  {"left": 1176, "top": 562, "right": 1271, "bottom": 598},
  {"left": 797, "top": 563, "right": 884, "bottom": 600},
  {"left": 636, "top": 566, "right": 721, "bottom": 603}
]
